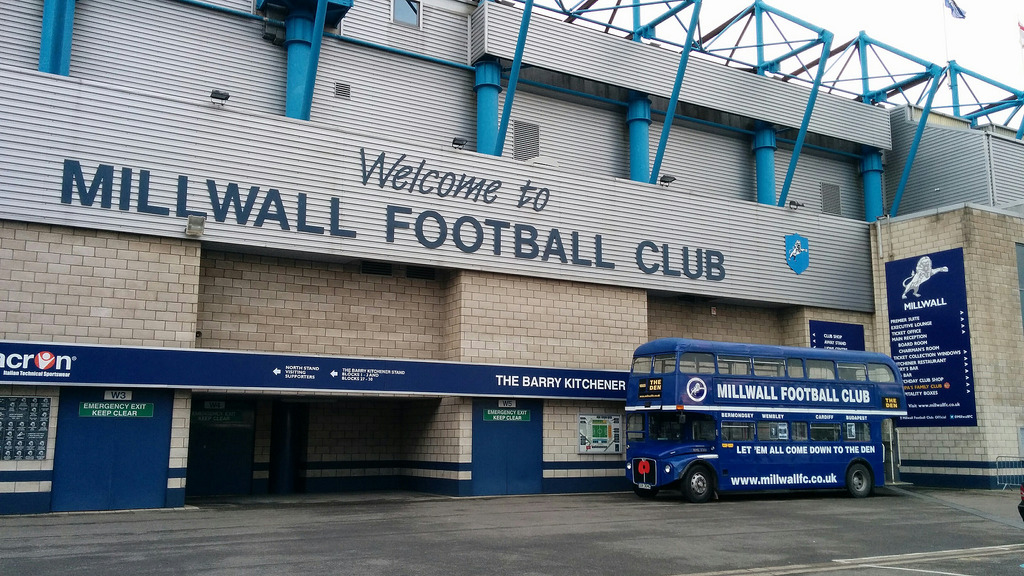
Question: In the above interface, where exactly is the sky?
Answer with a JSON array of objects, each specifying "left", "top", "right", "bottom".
[{"left": 695, "top": 0, "right": 1024, "bottom": 91}]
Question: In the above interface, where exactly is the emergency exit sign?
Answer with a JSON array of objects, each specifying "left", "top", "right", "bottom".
[
  {"left": 79, "top": 402, "right": 154, "bottom": 418},
  {"left": 484, "top": 409, "right": 530, "bottom": 421}
]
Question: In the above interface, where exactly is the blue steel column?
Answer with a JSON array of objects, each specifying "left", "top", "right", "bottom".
[
  {"left": 627, "top": 91, "right": 651, "bottom": 182},
  {"left": 752, "top": 122, "right": 776, "bottom": 205},
  {"left": 38, "top": 0, "right": 76, "bottom": 75},
  {"left": 474, "top": 58, "right": 502, "bottom": 156},
  {"left": 860, "top": 147, "right": 884, "bottom": 222}
]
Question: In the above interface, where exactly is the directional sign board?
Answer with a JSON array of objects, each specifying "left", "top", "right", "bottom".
[{"left": 885, "top": 248, "right": 976, "bottom": 427}]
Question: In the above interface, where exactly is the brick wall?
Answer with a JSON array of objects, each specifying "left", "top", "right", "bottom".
[
  {"left": 443, "top": 270, "right": 647, "bottom": 370},
  {"left": 871, "top": 206, "right": 1024, "bottom": 484},
  {"left": 0, "top": 221, "right": 200, "bottom": 346},
  {"left": 196, "top": 251, "right": 445, "bottom": 358}
]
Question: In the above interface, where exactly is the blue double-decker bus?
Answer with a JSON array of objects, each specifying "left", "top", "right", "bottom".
[{"left": 625, "top": 338, "right": 907, "bottom": 502}]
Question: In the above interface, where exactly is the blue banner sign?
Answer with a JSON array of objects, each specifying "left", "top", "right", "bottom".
[
  {"left": 809, "top": 321, "right": 865, "bottom": 351},
  {"left": 0, "top": 342, "right": 627, "bottom": 401},
  {"left": 885, "top": 248, "right": 976, "bottom": 427}
]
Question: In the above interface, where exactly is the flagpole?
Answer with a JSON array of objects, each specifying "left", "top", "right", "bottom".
[{"left": 941, "top": 0, "right": 950, "bottom": 63}]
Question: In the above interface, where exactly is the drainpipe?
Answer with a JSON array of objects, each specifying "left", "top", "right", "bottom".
[
  {"left": 38, "top": 0, "right": 76, "bottom": 75},
  {"left": 474, "top": 58, "right": 502, "bottom": 155},
  {"left": 752, "top": 121, "right": 777, "bottom": 205},
  {"left": 861, "top": 147, "right": 884, "bottom": 222},
  {"left": 627, "top": 91, "right": 652, "bottom": 182}
]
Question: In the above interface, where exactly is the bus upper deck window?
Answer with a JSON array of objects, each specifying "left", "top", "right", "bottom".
[
  {"left": 837, "top": 362, "right": 867, "bottom": 381},
  {"left": 652, "top": 354, "right": 676, "bottom": 374},
  {"left": 718, "top": 355, "right": 751, "bottom": 375},
  {"left": 753, "top": 358, "right": 785, "bottom": 377},
  {"left": 679, "top": 352, "right": 715, "bottom": 374},
  {"left": 786, "top": 358, "right": 804, "bottom": 378},
  {"left": 631, "top": 356, "right": 653, "bottom": 376},
  {"left": 806, "top": 359, "right": 836, "bottom": 380},
  {"left": 868, "top": 363, "right": 896, "bottom": 382}
]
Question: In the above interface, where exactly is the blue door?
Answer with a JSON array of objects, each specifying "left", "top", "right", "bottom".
[
  {"left": 51, "top": 387, "right": 174, "bottom": 512},
  {"left": 471, "top": 399, "right": 543, "bottom": 495}
]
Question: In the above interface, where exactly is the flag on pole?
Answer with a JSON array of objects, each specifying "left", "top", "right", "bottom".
[{"left": 944, "top": 0, "right": 966, "bottom": 19}]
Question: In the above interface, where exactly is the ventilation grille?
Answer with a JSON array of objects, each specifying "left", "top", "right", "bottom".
[
  {"left": 406, "top": 266, "right": 437, "bottom": 280},
  {"left": 334, "top": 82, "right": 351, "bottom": 99},
  {"left": 512, "top": 120, "right": 540, "bottom": 162},
  {"left": 360, "top": 261, "right": 393, "bottom": 276},
  {"left": 820, "top": 183, "right": 842, "bottom": 216}
]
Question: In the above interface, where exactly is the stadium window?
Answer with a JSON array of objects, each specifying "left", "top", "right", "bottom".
[
  {"left": 679, "top": 352, "right": 715, "bottom": 374},
  {"left": 393, "top": 0, "right": 421, "bottom": 27},
  {"left": 1017, "top": 243, "right": 1024, "bottom": 338},
  {"left": 721, "top": 421, "right": 754, "bottom": 441}
]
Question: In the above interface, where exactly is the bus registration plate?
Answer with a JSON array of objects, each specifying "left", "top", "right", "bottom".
[{"left": 637, "top": 482, "right": 652, "bottom": 490}]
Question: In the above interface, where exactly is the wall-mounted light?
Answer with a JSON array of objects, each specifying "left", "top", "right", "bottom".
[
  {"left": 788, "top": 200, "right": 805, "bottom": 211},
  {"left": 210, "top": 89, "right": 230, "bottom": 105},
  {"left": 451, "top": 137, "right": 468, "bottom": 150},
  {"left": 659, "top": 174, "right": 676, "bottom": 187},
  {"left": 185, "top": 214, "right": 206, "bottom": 237}
]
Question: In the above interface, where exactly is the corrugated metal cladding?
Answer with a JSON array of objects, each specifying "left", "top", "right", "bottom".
[
  {"left": 496, "top": 90, "right": 630, "bottom": 179},
  {"left": 775, "top": 148, "right": 864, "bottom": 221},
  {"left": 5, "top": 0, "right": 41, "bottom": 69},
  {"left": 0, "top": 69, "right": 875, "bottom": 312},
  {"left": 340, "top": 0, "right": 473, "bottom": 64},
  {"left": 470, "top": 2, "right": 891, "bottom": 150},
  {"left": 885, "top": 107, "right": 992, "bottom": 215},
  {"left": 314, "top": 41, "right": 476, "bottom": 148},
  {"left": 989, "top": 135, "right": 1024, "bottom": 206}
]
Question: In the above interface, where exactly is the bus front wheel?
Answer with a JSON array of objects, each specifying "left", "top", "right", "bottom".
[
  {"left": 846, "top": 463, "right": 873, "bottom": 498},
  {"left": 682, "top": 465, "right": 714, "bottom": 503}
]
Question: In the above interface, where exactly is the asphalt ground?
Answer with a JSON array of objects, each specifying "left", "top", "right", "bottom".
[{"left": 1, "top": 485, "right": 1023, "bottom": 576}]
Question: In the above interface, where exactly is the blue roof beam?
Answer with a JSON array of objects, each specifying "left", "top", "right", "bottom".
[{"left": 648, "top": 0, "right": 702, "bottom": 185}]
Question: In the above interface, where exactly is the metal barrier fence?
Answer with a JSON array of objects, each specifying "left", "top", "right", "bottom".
[{"left": 996, "top": 456, "right": 1024, "bottom": 489}]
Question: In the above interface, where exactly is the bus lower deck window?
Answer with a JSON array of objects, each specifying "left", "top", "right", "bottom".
[
  {"left": 845, "top": 422, "right": 871, "bottom": 441},
  {"left": 627, "top": 413, "right": 645, "bottom": 441},
  {"left": 757, "top": 421, "right": 788, "bottom": 441},
  {"left": 722, "top": 421, "right": 754, "bottom": 441},
  {"left": 810, "top": 423, "right": 841, "bottom": 442},
  {"left": 791, "top": 422, "right": 808, "bottom": 441}
]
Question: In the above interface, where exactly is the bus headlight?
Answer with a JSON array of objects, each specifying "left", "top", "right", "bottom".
[
  {"left": 626, "top": 462, "right": 632, "bottom": 470},
  {"left": 664, "top": 464, "right": 672, "bottom": 474}
]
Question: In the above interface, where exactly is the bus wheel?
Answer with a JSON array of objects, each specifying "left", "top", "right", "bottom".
[
  {"left": 633, "top": 486, "right": 659, "bottom": 499},
  {"left": 846, "top": 463, "right": 873, "bottom": 498},
  {"left": 682, "top": 466, "right": 713, "bottom": 503}
]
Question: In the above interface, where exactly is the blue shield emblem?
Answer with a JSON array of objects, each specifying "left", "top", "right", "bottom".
[{"left": 785, "top": 234, "right": 809, "bottom": 274}]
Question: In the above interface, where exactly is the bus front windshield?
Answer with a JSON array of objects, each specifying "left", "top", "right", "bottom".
[{"left": 649, "top": 412, "right": 716, "bottom": 442}]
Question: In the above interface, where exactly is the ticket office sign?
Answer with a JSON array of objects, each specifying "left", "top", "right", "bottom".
[{"left": 885, "top": 248, "right": 976, "bottom": 427}]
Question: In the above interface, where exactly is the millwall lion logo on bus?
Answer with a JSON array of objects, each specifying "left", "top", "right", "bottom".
[{"left": 785, "top": 233, "right": 809, "bottom": 275}]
